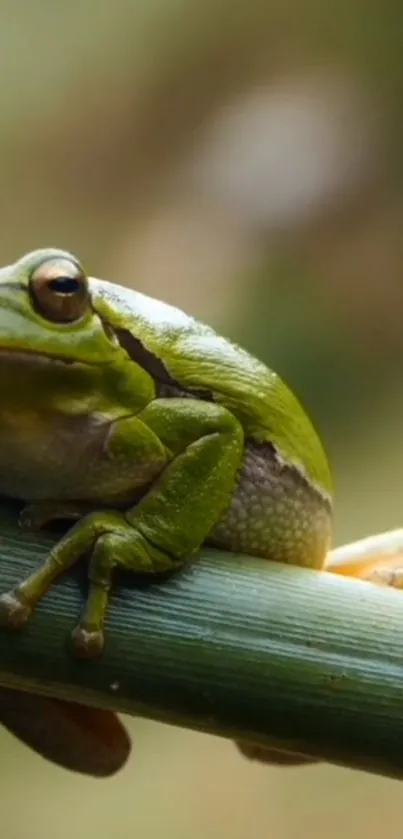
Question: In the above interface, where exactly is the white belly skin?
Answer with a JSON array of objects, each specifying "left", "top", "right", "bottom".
[{"left": 210, "top": 441, "right": 332, "bottom": 567}]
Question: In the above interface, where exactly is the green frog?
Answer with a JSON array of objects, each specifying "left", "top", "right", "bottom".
[
  {"left": 0, "top": 247, "right": 332, "bottom": 658},
  {"left": 0, "top": 247, "right": 393, "bottom": 775}
]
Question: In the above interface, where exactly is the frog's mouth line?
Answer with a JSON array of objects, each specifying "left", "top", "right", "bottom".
[{"left": 0, "top": 348, "right": 105, "bottom": 367}]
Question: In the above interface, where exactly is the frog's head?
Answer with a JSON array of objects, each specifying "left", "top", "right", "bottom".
[{"left": 0, "top": 248, "right": 122, "bottom": 365}]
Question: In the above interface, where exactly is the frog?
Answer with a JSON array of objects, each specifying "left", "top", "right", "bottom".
[
  {"left": 0, "top": 246, "right": 334, "bottom": 658},
  {"left": 0, "top": 247, "right": 398, "bottom": 774}
]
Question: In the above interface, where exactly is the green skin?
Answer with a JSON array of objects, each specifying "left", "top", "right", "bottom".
[{"left": 0, "top": 248, "right": 333, "bottom": 659}]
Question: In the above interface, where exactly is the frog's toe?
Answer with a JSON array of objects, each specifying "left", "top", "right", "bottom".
[
  {"left": 0, "top": 590, "right": 32, "bottom": 629},
  {"left": 71, "top": 624, "right": 105, "bottom": 659}
]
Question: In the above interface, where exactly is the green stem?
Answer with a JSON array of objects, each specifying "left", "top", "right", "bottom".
[{"left": 1, "top": 503, "right": 403, "bottom": 779}]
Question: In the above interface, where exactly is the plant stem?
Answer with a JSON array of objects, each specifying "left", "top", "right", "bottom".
[{"left": 0, "top": 503, "right": 403, "bottom": 778}]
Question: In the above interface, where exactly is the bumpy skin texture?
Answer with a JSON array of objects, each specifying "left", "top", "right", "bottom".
[{"left": 0, "top": 248, "right": 334, "bottom": 770}]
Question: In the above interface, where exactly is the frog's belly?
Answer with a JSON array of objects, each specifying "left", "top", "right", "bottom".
[
  {"left": 0, "top": 409, "right": 101, "bottom": 500},
  {"left": 0, "top": 410, "right": 151, "bottom": 503},
  {"left": 209, "top": 441, "right": 332, "bottom": 568}
]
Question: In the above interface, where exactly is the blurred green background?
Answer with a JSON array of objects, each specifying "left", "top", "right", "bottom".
[{"left": 1, "top": 0, "right": 403, "bottom": 836}]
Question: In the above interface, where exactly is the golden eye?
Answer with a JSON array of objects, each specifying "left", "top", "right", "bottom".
[{"left": 29, "top": 257, "right": 90, "bottom": 323}]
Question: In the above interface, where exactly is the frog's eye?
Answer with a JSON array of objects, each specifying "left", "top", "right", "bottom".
[{"left": 29, "top": 257, "right": 90, "bottom": 323}]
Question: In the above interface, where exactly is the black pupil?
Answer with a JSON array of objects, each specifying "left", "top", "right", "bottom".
[{"left": 48, "top": 276, "right": 81, "bottom": 295}]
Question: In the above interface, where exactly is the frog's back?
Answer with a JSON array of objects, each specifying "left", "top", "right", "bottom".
[{"left": 92, "top": 278, "right": 332, "bottom": 500}]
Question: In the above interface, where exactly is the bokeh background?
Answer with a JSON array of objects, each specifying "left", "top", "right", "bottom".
[{"left": 1, "top": 1, "right": 403, "bottom": 837}]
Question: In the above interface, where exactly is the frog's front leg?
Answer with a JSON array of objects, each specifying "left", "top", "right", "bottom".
[
  {"left": 0, "top": 399, "right": 244, "bottom": 657},
  {"left": 0, "top": 413, "right": 168, "bottom": 643}
]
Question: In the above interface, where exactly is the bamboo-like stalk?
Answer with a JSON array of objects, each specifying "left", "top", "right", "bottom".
[{"left": 1, "top": 503, "right": 403, "bottom": 778}]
